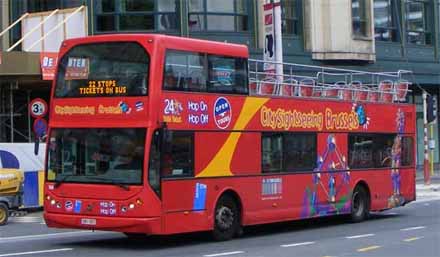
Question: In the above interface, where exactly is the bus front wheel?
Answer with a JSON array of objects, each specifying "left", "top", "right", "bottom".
[
  {"left": 212, "top": 195, "right": 240, "bottom": 241},
  {"left": 0, "top": 203, "right": 9, "bottom": 226},
  {"left": 350, "top": 185, "right": 369, "bottom": 223}
]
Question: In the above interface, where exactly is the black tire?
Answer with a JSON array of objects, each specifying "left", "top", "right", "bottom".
[
  {"left": 124, "top": 233, "right": 147, "bottom": 240},
  {"left": 350, "top": 185, "right": 369, "bottom": 223},
  {"left": 0, "top": 203, "right": 9, "bottom": 226},
  {"left": 212, "top": 195, "right": 240, "bottom": 241}
]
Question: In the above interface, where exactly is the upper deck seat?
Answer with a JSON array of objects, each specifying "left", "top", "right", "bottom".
[
  {"left": 394, "top": 80, "right": 409, "bottom": 102},
  {"left": 352, "top": 81, "right": 368, "bottom": 101},
  {"left": 312, "top": 86, "right": 323, "bottom": 97},
  {"left": 260, "top": 80, "right": 277, "bottom": 95},
  {"left": 379, "top": 80, "right": 394, "bottom": 103},
  {"left": 368, "top": 88, "right": 380, "bottom": 102},
  {"left": 298, "top": 79, "right": 315, "bottom": 97},
  {"left": 249, "top": 80, "right": 259, "bottom": 95},
  {"left": 279, "top": 78, "right": 297, "bottom": 97},
  {"left": 324, "top": 81, "right": 346, "bottom": 99}
]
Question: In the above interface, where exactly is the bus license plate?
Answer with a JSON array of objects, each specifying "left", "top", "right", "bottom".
[{"left": 81, "top": 218, "right": 96, "bottom": 226}]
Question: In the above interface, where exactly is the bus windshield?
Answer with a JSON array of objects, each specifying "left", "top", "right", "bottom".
[
  {"left": 47, "top": 128, "right": 146, "bottom": 185},
  {"left": 55, "top": 42, "right": 149, "bottom": 98}
]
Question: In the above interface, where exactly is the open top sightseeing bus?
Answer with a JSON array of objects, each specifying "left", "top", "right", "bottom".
[{"left": 44, "top": 34, "right": 416, "bottom": 240}]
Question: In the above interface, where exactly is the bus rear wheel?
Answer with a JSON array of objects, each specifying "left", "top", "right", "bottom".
[
  {"left": 0, "top": 203, "right": 9, "bottom": 226},
  {"left": 350, "top": 185, "right": 369, "bottom": 223},
  {"left": 212, "top": 195, "right": 240, "bottom": 241}
]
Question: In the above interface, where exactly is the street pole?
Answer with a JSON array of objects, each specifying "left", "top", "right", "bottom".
[
  {"left": 422, "top": 91, "right": 430, "bottom": 185},
  {"left": 273, "top": 0, "right": 283, "bottom": 83},
  {"left": 430, "top": 123, "right": 434, "bottom": 176}
]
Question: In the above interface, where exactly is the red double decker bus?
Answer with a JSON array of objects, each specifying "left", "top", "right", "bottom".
[{"left": 44, "top": 34, "right": 416, "bottom": 240}]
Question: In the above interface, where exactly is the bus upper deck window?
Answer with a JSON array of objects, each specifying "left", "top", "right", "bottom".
[
  {"left": 207, "top": 55, "right": 248, "bottom": 94},
  {"left": 55, "top": 42, "right": 149, "bottom": 98},
  {"left": 163, "top": 50, "right": 205, "bottom": 92}
]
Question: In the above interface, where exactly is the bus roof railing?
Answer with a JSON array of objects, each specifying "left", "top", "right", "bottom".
[{"left": 248, "top": 59, "right": 412, "bottom": 103}]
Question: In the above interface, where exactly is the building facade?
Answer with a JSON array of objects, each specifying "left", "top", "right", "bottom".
[{"left": 0, "top": 0, "right": 439, "bottom": 168}]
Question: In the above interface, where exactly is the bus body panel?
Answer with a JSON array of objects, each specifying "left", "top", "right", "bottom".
[
  {"left": 44, "top": 34, "right": 417, "bottom": 236},
  {"left": 159, "top": 93, "right": 416, "bottom": 134},
  {"left": 44, "top": 212, "right": 162, "bottom": 234},
  {"left": 50, "top": 97, "right": 150, "bottom": 127}
]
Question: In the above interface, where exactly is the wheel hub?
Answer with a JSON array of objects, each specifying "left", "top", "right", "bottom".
[
  {"left": 0, "top": 210, "right": 6, "bottom": 222},
  {"left": 352, "top": 191, "right": 364, "bottom": 215},
  {"left": 216, "top": 206, "right": 234, "bottom": 230}
]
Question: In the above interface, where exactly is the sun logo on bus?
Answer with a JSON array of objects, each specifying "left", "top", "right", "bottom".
[
  {"left": 352, "top": 103, "right": 370, "bottom": 129},
  {"left": 214, "top": 97, "right": 232, "bottom": 129}
]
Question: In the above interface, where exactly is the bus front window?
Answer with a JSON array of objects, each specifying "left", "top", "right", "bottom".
[
  {"left": 55, "top": 42, "right": 149, "bottom": 98},
  {"left": 47, "top": 128, "right": 146, "bottom": 185}
]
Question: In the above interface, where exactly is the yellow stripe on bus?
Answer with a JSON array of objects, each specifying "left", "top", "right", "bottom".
[{"left": 197, "top": 97, "right": 269, "bottom": 177}]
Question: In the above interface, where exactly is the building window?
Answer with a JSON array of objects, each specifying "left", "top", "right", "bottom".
[
  {"left": 405, "top": 0, "right": 431, "bottom": 45},
  {"left": 24, "top": 0, "right": 84, "bottom": 12},
  {"left": 262, "top": 133, "right": 316, "bottom": 173},
  {"left": 94, "top": 0, "right": 179, "bottom": 33},
  {"left": 352, "top": 0, "right": 370, "bottom": 37},
  {"left": 374, "top": 0, "right": 398, "bottom": 42},
  {"left": 281, "top": 0, "right": 299, "bottom": 35},
  {"left": 188, "top": 0, "right": 248, "bottom": 32}
]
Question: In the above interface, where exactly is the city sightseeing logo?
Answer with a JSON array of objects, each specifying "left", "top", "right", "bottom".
[{"left": 214, "top": 97, "right": 232, "bottom": 129}]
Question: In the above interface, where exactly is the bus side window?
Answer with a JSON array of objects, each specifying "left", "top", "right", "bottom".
[
  {"left": 161, "top": 131, "right": 194, "bottom": 177},
  {"left": 349, "top": 135, "right": 374, "bottom": 169},
  {"left": 262, "top": 133, "right": 283, "bottom": 173},
  {"left": 401, "top": 136, "right": 414, "bottom": 166},
  {"left": 163, "top": 50, "right": 205, "bottom": 92},
  {"left": 207, "top": 54, "right": 248, "bottom": 94}
]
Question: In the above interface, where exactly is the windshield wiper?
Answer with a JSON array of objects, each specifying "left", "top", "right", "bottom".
[
  {"left": 84, "top": 177, "right": 130, "bottom": 191},
  {"left": 54, "top": 175, "right": 73, "bottom": 188}
]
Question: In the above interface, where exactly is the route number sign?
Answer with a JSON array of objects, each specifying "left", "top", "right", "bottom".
[{"left": 29, "top": 98, "right": 48, "bottom": 118}]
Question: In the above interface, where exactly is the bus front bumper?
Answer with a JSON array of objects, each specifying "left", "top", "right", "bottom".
[{"left": 44, "top": 212, "right": 161, "bottom": 234}]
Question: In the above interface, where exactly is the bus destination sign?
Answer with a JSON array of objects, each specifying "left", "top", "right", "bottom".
[{"left": 79, "top": 80, "right": 127, "bottom": 96}]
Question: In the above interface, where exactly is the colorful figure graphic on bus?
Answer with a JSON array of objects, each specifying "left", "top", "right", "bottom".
[
  {"left": 353, "top": 103, "right": 370, "bottom": 129},
  {"left": 396, "top": 108, "right": 405, "bottom": 134},
  {"left": 119, "top": 101, "right": 131, "bottom": 114},
  {"left": 388, "top": 109, "right": 405, "bottom": 208},
  {"left": 301, "top": 134, "right": 351, "bottom": 218}
]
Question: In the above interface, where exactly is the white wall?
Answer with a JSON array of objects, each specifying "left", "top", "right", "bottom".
[
  {"left": 21, "top": 6, "right": 87, "bottom": 52},
  {"left": 304, "top": 0, "right": 376, "bottom": 61},
  {"left": 0, "top": 143, "right": 46, "bottom": 171}
]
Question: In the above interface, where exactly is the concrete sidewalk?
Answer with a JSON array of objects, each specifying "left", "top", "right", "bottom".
[
  {"left": 415, "top": 168, "right": 440, "bottom": 198},
  {"left": 416, "top": 179, "right": 440, "bottom": 199}
]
